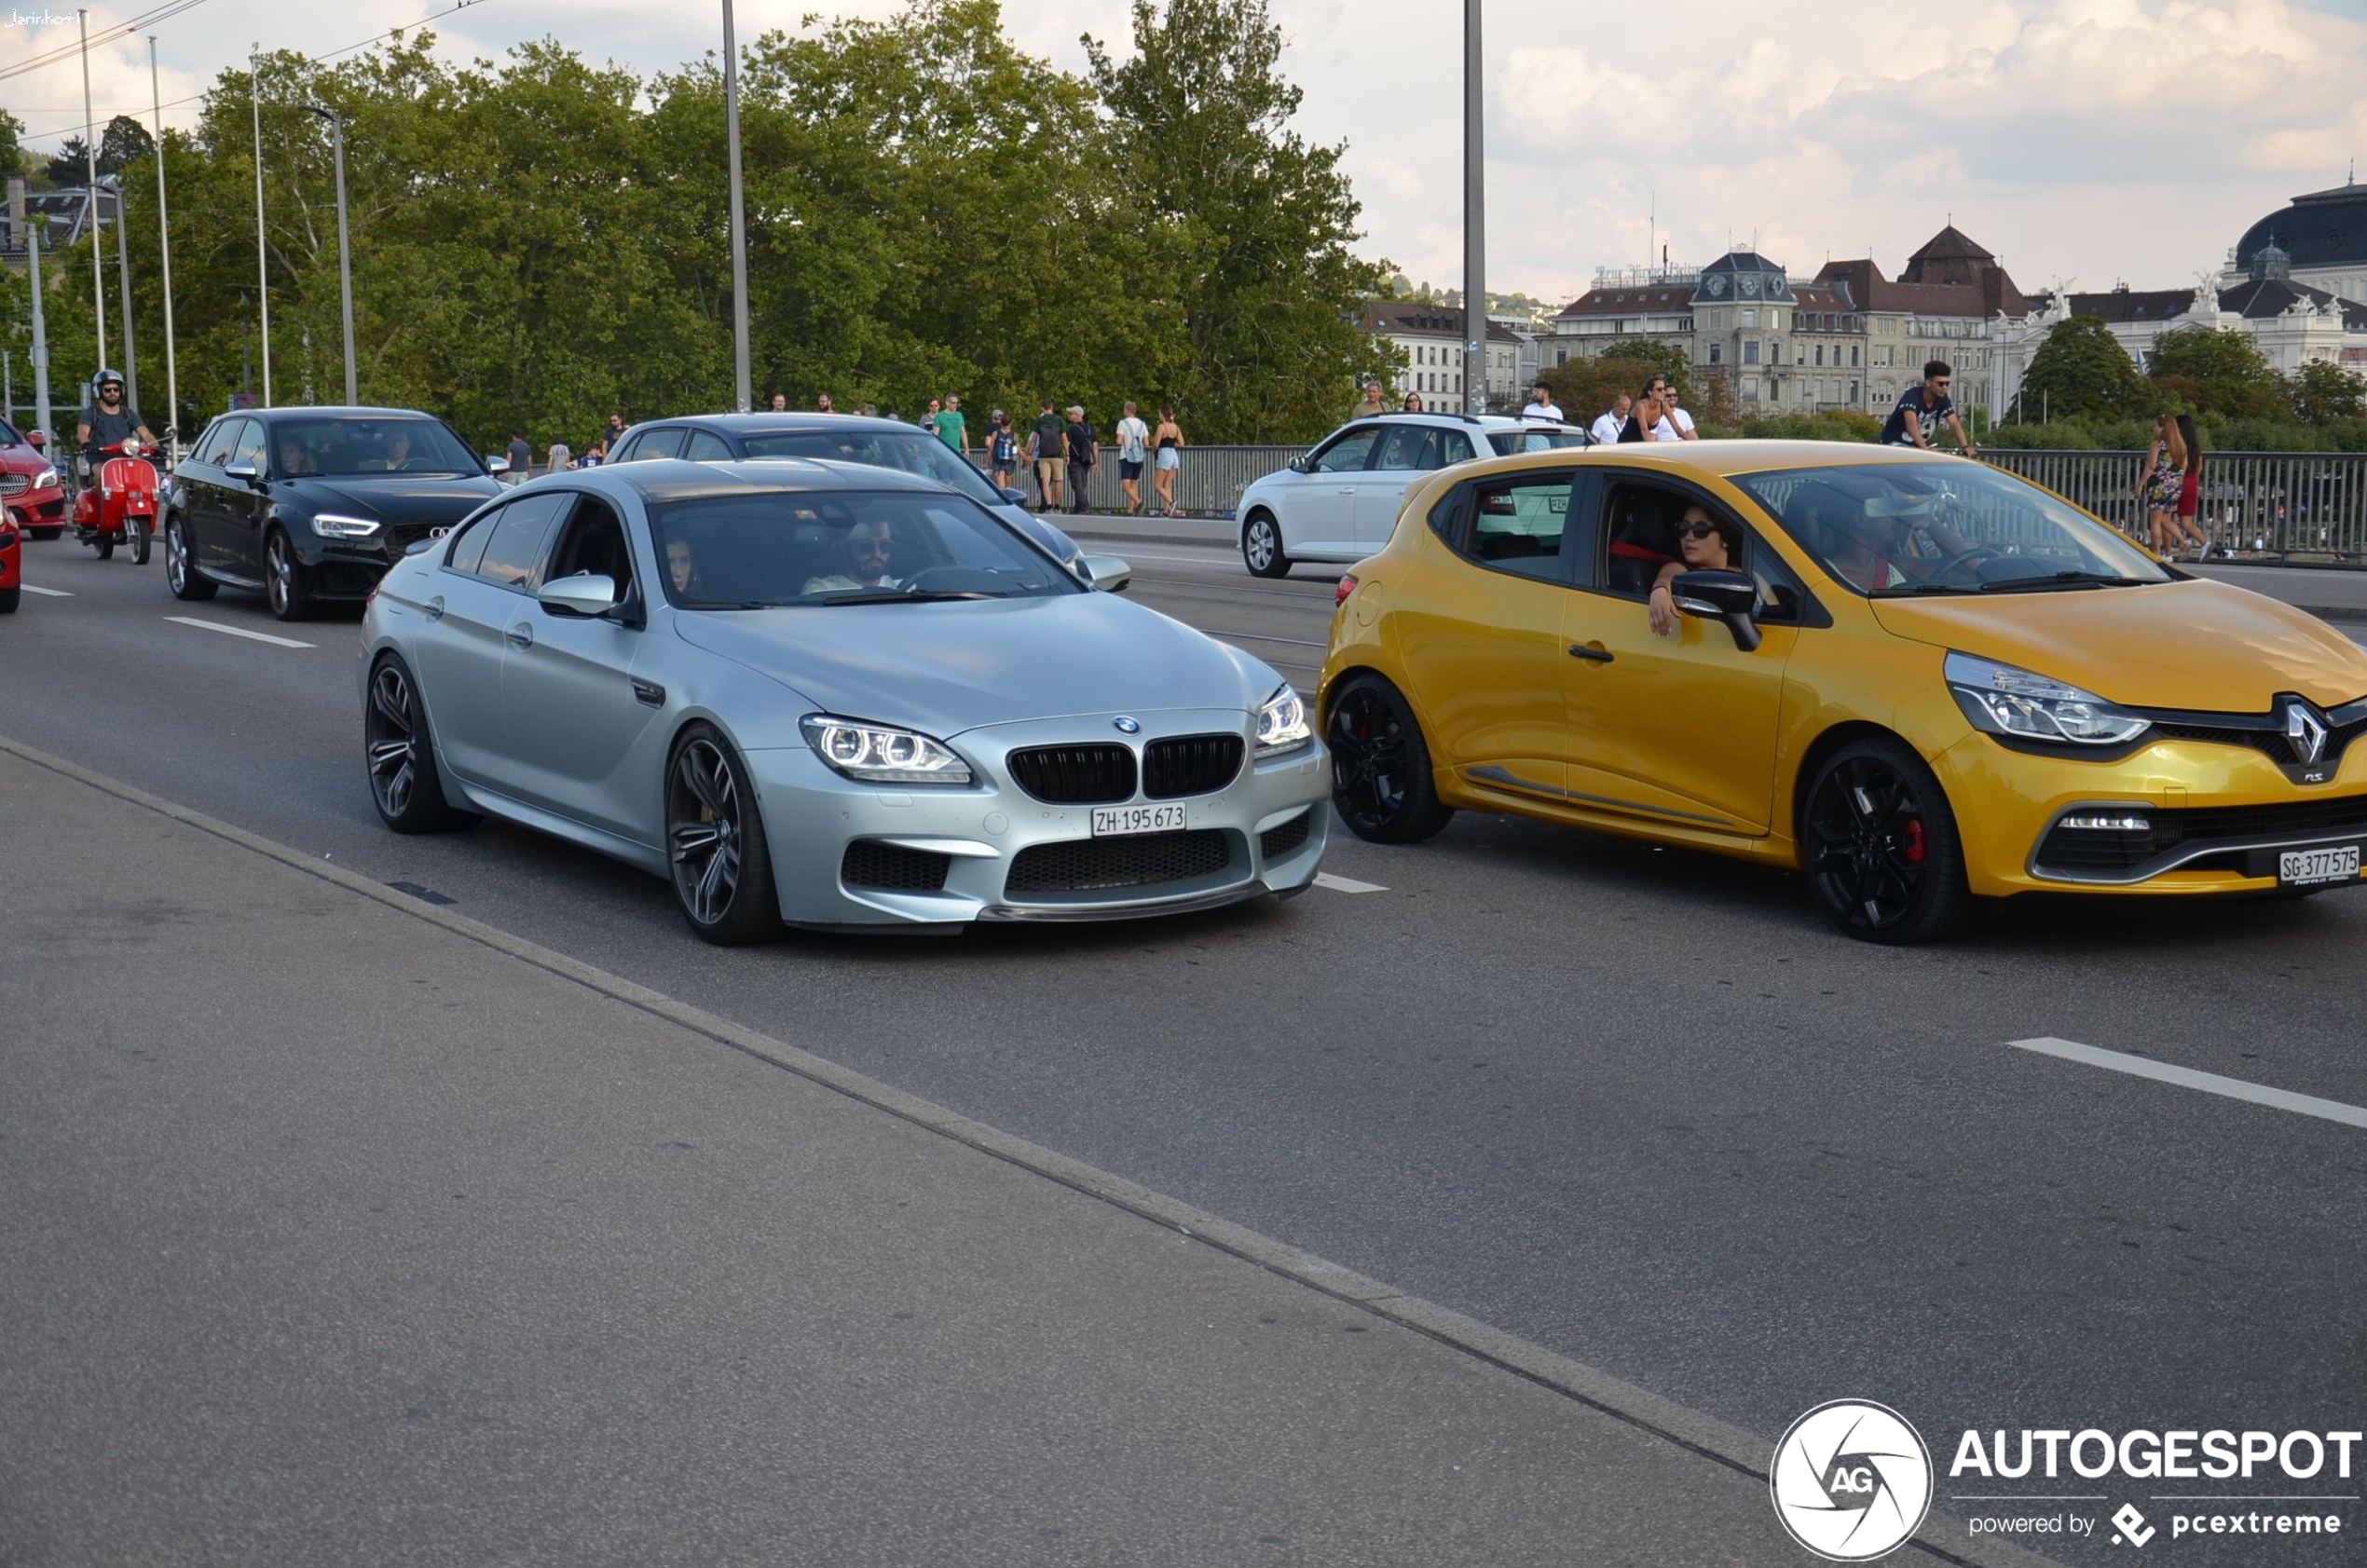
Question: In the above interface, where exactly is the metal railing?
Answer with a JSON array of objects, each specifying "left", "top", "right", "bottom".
[
  {"left": 999, "top": 444, "right": 1301, "bottom": 522},
  {"left": 1984, "top": 450, "right": 2367, "bottom": 563}
]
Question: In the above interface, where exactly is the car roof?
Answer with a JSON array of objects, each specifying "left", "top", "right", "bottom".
[
  {"left": 587, "top": 456, "right": 956, "bottom": 504},
  {"left": 631, "top": 413, "right": 934, "bottom": 438},
  {"left": 1482, "top": 440, "right": 1978, "bottom": 479},
  {"left": 1339, "top": 412, "right": 1584, "bottom": 434},
  {"left": 246, "top": 406, "right": 447, "bottom": 422}
]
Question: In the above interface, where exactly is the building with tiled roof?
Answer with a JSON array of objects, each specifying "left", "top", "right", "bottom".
[{"left": 1359, "top": 300, "right": 1526, "bottom": 411}]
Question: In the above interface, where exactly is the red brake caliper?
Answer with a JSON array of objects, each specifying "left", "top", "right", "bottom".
[{"left": 1902, "top": 818, "right": 1927, "bottom": 865}]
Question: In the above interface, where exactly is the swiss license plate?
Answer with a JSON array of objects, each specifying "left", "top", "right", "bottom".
[
  {"left": 1091, "top": 802, "right": 1187, "bottom": 838},
  {"left": 2278, "top": 845, "right": 2361, "bottom": 887}
]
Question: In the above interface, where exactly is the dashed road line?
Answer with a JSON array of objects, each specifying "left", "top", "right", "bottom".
[
  {"left": 1211, "top": 629, "right": 1328, "bottom": 648},
  {"left": 164, "top": 616, "right": 315, "bottom": 649},
  {"left": 1314, "top": 871, "right": 1388, "bottom": 894},
  {"left": 21, "top": 584, "right": 74, "bottom": 597},
  {"left": 2009, "top": 1037, "right": 2367, "bottom": 1130}
]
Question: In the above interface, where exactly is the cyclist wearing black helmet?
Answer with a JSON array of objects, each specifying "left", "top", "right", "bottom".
[{"left": 76, "top": 370, "right": 157, "bottom": 457}]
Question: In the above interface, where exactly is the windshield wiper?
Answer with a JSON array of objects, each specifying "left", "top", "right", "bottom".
[
  {"left": 815, "top": 589, "right": 999, "bottom": 605},
  {"left": 1869, "top": 581, "right": 1977, "bottom": 596},
  {"left": 1975, "top": 571, "right": 2155, "bottom": 593}
]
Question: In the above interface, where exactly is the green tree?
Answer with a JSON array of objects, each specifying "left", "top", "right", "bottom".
[
  {"left": 1087, "top": 0, "right": 1389, "bottom": 442},
  {"left": 2144, "top": 325, "right": 2292, "bottom": 419},
  {"left": 2017, "top": 315, "right": 2147, "bottom": 421},
  {"left": 1537, "top": 342, "right": 1692, "bottom": 427},
  {"left": 2291, "top": 359, "right": 2367, "bottom": 426},
  {"left": 0, "top": 110, "right": 26, "bottom": 179},
  {"left": 37, "top": 115, "right": 155, "bottom": 184}
]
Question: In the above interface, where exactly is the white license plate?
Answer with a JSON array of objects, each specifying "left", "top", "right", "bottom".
[
  {"left": 1091, "top": 803, "right": 1188, "bottom": 837},
  {"left": 2278, "top": 845, "right": 2360, "bottom": 887}
]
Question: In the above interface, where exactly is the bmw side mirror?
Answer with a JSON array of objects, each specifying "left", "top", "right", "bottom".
[
  {"left": 1672, "top": 568, "right": 1763, "bottom": 652},
  {"left": 225, "top": 462, "right": 261, "bottom": 484},
  {"left": 1080, "top": 553, "right": 1131, "bottom": 593},
  {"left": 537, "top": 571, "right": 619, "bottom": 618},
  {"left": 486, "top": 455, "right": 511, "bottom": 475}
]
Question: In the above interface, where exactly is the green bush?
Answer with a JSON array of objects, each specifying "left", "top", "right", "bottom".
[{"left": 1738, "top": 410, "right": 1884, "bottom": 443}]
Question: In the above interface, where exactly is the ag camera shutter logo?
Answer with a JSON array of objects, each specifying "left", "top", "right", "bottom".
[{"left": 1771, "top": 1399, "right": 1935, "bottom": 1561}]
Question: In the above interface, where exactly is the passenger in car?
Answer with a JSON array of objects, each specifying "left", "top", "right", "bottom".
[
  {"left": 1648, "top": 506, "right": 1738, "bottom": 637},
  {"left": 802, "top": 520, "right": 903, "bottom": 593},
  {"left": 666, "top": 538, "right": 704, "bottom": 599},
  {"left": 276, "top": 434, "right": 318, "bottom": 477}
]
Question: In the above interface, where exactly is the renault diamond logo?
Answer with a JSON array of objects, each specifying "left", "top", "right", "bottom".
[
  {"left": 1769, "top": 1400, "right": 1933, "bottom": 1561},
  {"left": 1113, "top": 716, "right": 1142, "bottom": 734},
  {"left": 2285, "top": 699, "right": 2330, "bottom": 766}
]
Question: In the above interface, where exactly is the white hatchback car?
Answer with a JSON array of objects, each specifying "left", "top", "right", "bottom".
[{"left": 1237, "top": 413, "right": 1588, "bottom": 577}]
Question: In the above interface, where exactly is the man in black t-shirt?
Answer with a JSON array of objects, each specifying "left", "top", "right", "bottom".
[
  {"left": 1062, "top": 405, "right": 1098, "bottom": 515},
  {"left": 1029, "top": 401, "right": 1066, "bottom": 512},
  {"left": 1881, "top": 361, "right": 1977, "bottom": 457},
  {"left": 75, "top": 369, "right": 156, "bottom": 461}
]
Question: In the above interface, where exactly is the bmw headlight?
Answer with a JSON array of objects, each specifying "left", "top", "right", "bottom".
[
  {"left": 33, "top": 466, "right": 58, "bottom": 490},
  {"left": 312, "top": 511, "right": 383, "bottom": 539},
  {"left": 1254, "top": 683, "right": 1312, "bottom": 758},
  {"left": 1945, "top": 651, "right": 2150, "bottom": 746},
  {"left": 800, "top": 715, "right": 972, "bottom": 784}
]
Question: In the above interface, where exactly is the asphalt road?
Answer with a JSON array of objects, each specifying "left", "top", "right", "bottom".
[{"left": 5, "top": 534, "right": 2364, "bottom": 1565}]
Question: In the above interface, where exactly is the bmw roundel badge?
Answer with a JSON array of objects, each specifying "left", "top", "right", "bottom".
[{"left": 1113, "top": 716, "right": 1142, "bottom": 734}]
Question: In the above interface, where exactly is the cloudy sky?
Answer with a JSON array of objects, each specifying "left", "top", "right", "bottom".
[{"left": 10, "top": 0, "right": 2363, "bottom": 304}]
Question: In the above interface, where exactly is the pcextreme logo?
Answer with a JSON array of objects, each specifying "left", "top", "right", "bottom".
[{"left": 1770, "top": 1399, "right": 1936, "bottom": 1561}]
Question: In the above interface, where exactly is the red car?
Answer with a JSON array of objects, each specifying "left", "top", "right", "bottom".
[
  {"left": 0, "top": 417, "right": 69, "bottom": 541},
  {"left": 0, "top": 509, "right": 20, "bottom": 614}
]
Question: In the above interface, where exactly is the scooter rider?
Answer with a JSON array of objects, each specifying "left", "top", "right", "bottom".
[{"left": 75, "top": 370, "right": 157, "bottom": 470}]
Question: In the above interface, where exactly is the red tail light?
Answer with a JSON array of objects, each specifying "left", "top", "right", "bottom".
[{"left": 1334, "top": 573, "right": 1359, "bottom": 607}]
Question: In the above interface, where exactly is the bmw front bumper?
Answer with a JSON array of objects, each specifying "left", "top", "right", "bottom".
[{"left": 746, "top": 707, "right": 1332, "bottom": 930}]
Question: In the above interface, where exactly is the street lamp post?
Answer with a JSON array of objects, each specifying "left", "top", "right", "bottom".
[
  {"left": 78, "top": 7, "right": 108, "bottom": 371},
  {"left": 28, "top": 217, "right": 54, "bottom": 443},
  {"left": 251, "top": 45, "right": 272, "bottom": 407},
  {"left": 153, "top": 34, "right": 182, "bottom": 457},
  {"left": 722, "top": 0, "right": 753, "bottom": 414},
  {"left": 305, "top": 103, "right": 358, "bottom": 406},
  {"left": 111, "top": 180, "right": 138, "bottom": 410},
  {"left": 1460, "top": 0, "right": 1485, "bottom": 416}
]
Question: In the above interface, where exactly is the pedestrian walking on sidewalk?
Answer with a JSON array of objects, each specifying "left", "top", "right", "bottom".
[
  {"left": 1151, "top": 406, "right": 1184, "bottom": 517},
  {"left": 1350, "top": 380, "right": 1387, "bottom": 423},
  {"left": 1115, "top": 402, "right": 1151, "bottom": 514},
  {"left": 988, "top": 412, "right": 1019, "bottom": 492},
  {"left": 1029, "top": 401, "right": 1065, "bottom": 512},
  {"left": 1063, "top": 405, "right": 1099, "bottom": 515},
  {"left": 2175, "top": 415, "right": 2213, "bottom": 560},
  {"left": 505, "top": 430, "right": 532, "bottom": 484},
  {"left": 2136, "top": 414, "right": 2187, "bottom": 555},
  {"left": 938, "top": 394, "right": 968, "bottom": 457}
]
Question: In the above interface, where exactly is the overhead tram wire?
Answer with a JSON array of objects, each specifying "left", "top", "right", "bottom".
[{"left": 11, "top": 0, "right": 496, "bottom": 138}]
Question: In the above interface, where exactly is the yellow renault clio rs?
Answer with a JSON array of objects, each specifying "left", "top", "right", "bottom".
[{"left": 1320, "top": 441, "right": 2367, "bottom": 942}]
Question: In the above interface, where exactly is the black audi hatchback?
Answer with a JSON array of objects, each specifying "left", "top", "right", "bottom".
[{"left": 164, "top": 407, "right": 506, "bottom": 620}]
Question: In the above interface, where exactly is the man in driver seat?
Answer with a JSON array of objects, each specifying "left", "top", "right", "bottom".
[
  {"left": 1805, "top": 485, "right": 1969, "bottom": 593},
  {"left": 802, "top": 520, "right": 902, "bottom": 593}
]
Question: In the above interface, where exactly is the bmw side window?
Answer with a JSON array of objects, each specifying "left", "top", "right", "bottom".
[
  {"left": 631, "top": 428, "right": 687, "bottom": 461},
  {"left": 445, "top": 511, "right": 499, "bottom": 575},
  {"left": 1312, "top": 429, "right": 1380, "bottom": 473},
  {"left": 472, "top": 493, "right": 570, "bottom": 589},
  {"left": 539, "top": 496, "right": 636, "bottom": 597},
  {"left": 683, "top": 429, "right": 733, "bottom": 462}
]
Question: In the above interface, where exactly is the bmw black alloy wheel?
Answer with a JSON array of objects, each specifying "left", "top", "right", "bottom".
[
  {"left": 1805, "top": 752, "right": 1933, "bottom": 934},
  {"left": 366, "top": 662, "right": 422, "bottom": 819},
  {"left": 668, "top": 737, "right": 746, "bottom": 927}
]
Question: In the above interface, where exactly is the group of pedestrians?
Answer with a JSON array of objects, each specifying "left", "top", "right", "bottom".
[{"left": 989, "top": 400, "right": 1185, "bottom": 518}]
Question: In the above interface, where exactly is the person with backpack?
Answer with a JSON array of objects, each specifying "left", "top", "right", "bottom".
[
  {"left": 1114, "top": 402, "right": 1151, "bottom": 514},
  {"left": 1029, "top": 401, "right": 1066, "bottom": 512},
  {"left": 988, "top": 412, "right": 1019, "bottom": 491}
]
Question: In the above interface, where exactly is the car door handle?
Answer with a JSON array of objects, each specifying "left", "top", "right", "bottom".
[
  {"left": 1567, "top": 643, "right": 1615, "bottom": 663},
  {"left": 506, "top": 622, "right": 534, "bottom": 649},
  {"left": 424, "top": 594, "right": 445, "bottom": 620}
]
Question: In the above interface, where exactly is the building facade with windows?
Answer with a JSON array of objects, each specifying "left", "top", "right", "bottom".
[
  {"left": 1813, "top": 227, "right": 2025, "bottom": 419},
  {"left": 1360, "top": 300, "right": 1526, "bottom": 410}
]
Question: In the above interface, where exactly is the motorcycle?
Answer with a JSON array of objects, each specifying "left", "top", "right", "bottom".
[{"left": 71, "top": 442, "right": 160, "bottom": 565}]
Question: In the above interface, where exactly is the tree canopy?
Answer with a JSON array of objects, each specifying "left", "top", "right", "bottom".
[
  {"left": 2143, "top": 325, "right": 2294, "bottom": 420},
  {"left": 2, "top": 0, "right": 1383, "bottom": 449},
  {"left": 2017, "top": 315, "right": 2148, "bottom": 422}
]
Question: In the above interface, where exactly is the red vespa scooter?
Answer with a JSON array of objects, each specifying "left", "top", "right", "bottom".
[{"left": 71, "top": 442, "right": 159, "bottom": 565}]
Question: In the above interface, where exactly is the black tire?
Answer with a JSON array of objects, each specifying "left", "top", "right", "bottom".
[
  {"left": 1241, "top": 511, "right": 1291, "bottom": 579},
  {"left": 364, "top": 654, "right": 475, "bottom": 833},
  {"left": 164, "top": 516, "right": 217, "bottom": 601},
  {"left": 127, "top": 516, "right": 152, "bottom": 566},
  {"left": 665, "top": 723, "right": 783, "bottom": 945},
  {"left": 265, "top": 529, "right": 314, "bottom": 620},
  {"left": 92, "top": 534, "right": 114, "bottom": 561},
  {"left": 1326, "top": 674, "right": 1453, "bottom": 844},
  {"left": 0, "top": 586, "right": 19, "bottom": 615},
  {"left": 1799, "top": 736, "right": 1971, "bottom": 944}
]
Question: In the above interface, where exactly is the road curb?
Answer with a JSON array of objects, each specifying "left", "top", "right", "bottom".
[{"left": 0, "top": 730, "right": 2061, "bottom": 1568}]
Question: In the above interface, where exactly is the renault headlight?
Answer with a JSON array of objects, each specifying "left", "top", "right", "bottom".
[
  {"left": 1945, "top": 651, "right": 2150, "bottom": 746},
  {"left": 1254, "top": 683, "right": 1312, "bottom": 757},
  {"left": 800, "top": 715, "right": 972, "bottom": 784},
  {"left": 312, "top": 511, "right": 383, "bottom": 539}
]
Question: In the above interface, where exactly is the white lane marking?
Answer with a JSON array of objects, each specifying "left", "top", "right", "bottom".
[
  {"left": 164, "top": 616, "right": 316, "bottom": 649},
  {"left": 1211, "top": 629, "right": 1328, "bottom": 648},
  {"left": 1314, "top": 871, "right": 1388, "bottom": 894},
  {"left": 20, "top": 584, "right": 73, "bottom": 597},
  {"left": 2010, "top": 1037, "right": 2367, "bottom": 1130}
]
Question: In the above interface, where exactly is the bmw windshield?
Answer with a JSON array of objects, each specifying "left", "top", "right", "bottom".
[
  {"left": 1734, "top": 462, "right": 2176, "bottom": 596},
  {"left": 735, "top": 428, "right": 1008, "bottom": 509},
  {"left": 648, "top": 489, "right": 1081, "bottom": 609}
]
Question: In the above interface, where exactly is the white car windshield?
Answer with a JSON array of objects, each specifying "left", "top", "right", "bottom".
[
  {"left": 736, "top": 429, "right": 1006, "bottom": 507},
  {"left": 648, "top": 489, "right": 1079, "bottom": 609},
  {"left": 1733, "top": 462, "right": 2176, "bottom": 596}
]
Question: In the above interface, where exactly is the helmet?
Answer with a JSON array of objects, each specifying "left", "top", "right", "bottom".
[{"left": 94, "top": 368, "right": 125, "bottom": 391}]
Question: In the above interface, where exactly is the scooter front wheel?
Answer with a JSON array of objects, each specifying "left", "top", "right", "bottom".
[{"left": 128, "top": 519, "right": 152, "bottom": 566}]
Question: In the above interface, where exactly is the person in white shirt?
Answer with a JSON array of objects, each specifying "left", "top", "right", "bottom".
[
  {"left": 1518, "top": 385, "right": 1564, "bottom": 424},
  {"left": 1591, "top": 394, "right": 1631, "bottom": 446},
  {"left": 1114, "top": 401, "right": 1152, "bottom": 515}
]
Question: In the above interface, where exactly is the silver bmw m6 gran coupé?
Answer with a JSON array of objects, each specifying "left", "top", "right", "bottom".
[{"left": 358, "top": 458, "right": 1331, "bottom": 941}]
